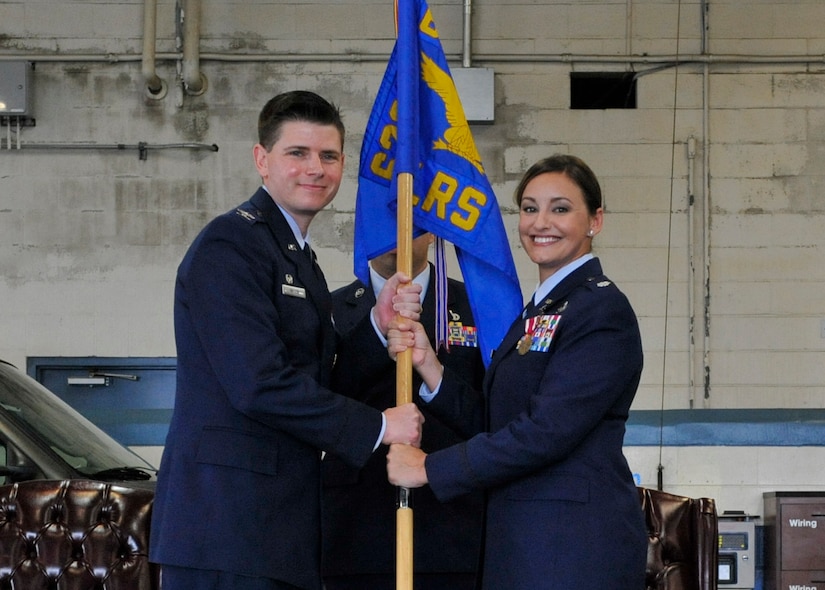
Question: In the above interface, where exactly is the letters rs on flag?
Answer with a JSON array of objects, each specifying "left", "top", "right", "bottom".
[{"left": 354, "top": 0, "right": 523, "bottom": 364}]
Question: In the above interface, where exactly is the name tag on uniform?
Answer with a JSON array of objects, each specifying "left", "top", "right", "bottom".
[{"left": 282, "top": 284, "right": 306, "bottom": 299}]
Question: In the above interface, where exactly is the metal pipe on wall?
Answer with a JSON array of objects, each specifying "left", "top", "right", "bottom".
[
  {"left": 142, "top": 0, "right": 166, "bottom": 99},
  {"left": 0, "top": 141, "right": 219, "bottom": 159},
  {"left": 687, "top": 136, "right": 697, "bottom": 408},
  {"left": 626, "top": 0, "right": 633, "bottom": 56},
  {"left": 701, "top": 0, "right": 712, "bottom": 407},
  {"left": 182, "top": 0, "right": 206, "bottom": 95},
  {"left": 462, "top": 0, "right": 472, "bottom": 68},
  {"left": 3, "top": 51, "right": 824, "bottom": 67}
]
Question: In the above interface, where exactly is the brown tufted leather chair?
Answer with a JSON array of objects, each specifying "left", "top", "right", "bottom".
[
  {"left": 639, "top": 486, "right": 718, "bottom": 590},
  {"left": 0, "top": 479, "right": 159, "bottom": 590},
  {"left": 0, "top": 479, "right": 715, "bottom": 590}
]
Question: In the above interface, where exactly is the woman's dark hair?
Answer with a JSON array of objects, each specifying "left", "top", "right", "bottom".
[
  {"left": 514, "top": 154, "right": 602, "bottom": 214},
  {"left": 258, "top": 90, "right": 345, "bottom": 151}
]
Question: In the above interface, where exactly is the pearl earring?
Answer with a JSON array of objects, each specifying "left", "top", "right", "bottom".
[{"left": 587, "top": 229, "right": 594, "bottom": 237}]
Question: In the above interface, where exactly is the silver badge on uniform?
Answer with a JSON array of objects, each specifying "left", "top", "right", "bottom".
[
  {"left": 282, "top": 274, "right": 305, "bottom": 298},
  {"left": 283, "top": 284, "right": 306, "bottom": 299}
]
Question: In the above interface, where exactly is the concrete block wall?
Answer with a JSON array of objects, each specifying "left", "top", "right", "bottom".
[
  {"left": 1, "top": 0, "right": 825, "bottom": 516},
  {"left": 627, "top": 445, "right": 825, "bottom": 517}
]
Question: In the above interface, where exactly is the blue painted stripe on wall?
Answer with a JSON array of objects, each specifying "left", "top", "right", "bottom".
[
  {"left": 58, "top": 409, "right": 825, "bottom": 447},
  {"left": 626, "top": 409, "right": 825, "bottom": 446},
  {"left": 111, "top": 408, "right": 825, "bottom": 448},
  {"left": 101, "top": 408, "right": 825, "bottom": 447}
]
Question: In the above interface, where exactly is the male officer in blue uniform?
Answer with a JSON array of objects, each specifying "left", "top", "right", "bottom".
[
  {"left": 322, "top": 234, "right": 485, "bottom": 590},
  {"left": 149, "top": 90, "right": 424, "bottom": 590}
]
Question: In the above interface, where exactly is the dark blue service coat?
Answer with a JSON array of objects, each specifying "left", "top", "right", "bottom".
[
  {"left": 149, "top": 188, "right": 382, "bottom": 590},
  {"left": 322, "top": 267, "right": 485, "bottom": 579},
  {"left": 425, "top": 258, "right": 648, "bottom": 589}
]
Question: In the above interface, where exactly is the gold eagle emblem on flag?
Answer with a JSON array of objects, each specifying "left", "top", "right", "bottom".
[{"left": 420, "top": 52, "right": 485, "bottom": 175}]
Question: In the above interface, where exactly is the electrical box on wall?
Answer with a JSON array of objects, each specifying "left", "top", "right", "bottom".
[
  {"left": 718, "top": 516, "right": 757, "bottom": 589},
  {"left": 0, "top": 61, "right": 31, "bottom": 115},
  {"left": 451, "top": 67, "right": 495, "bottom": 123}
]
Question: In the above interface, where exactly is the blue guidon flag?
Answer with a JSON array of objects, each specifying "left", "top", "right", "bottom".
[{"left": 354, "top": 0, "right": 522, "bottom": 365}]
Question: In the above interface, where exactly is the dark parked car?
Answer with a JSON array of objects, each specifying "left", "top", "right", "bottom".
[{"left": 0, "top": 358, "right": 157, "bottom": 488}]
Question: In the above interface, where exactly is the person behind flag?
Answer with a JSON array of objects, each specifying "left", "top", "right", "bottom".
[
  {"left": 386, "top": 155, "right": 648, "bottom": 589},
  {"left": 149, "top": 90, "right": 425, "bottom": 590},
  {"left": 322, "top": 233, "right": 484, "bottom": 590},
  {"left": 354, "top": 0, "right": 523, "bottom": 367}
]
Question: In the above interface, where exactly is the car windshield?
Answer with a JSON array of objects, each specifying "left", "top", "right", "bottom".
[{"left": 0, "top": 361, "right": 155, "bottom": 477}]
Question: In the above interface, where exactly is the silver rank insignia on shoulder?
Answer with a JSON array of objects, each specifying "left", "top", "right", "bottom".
[
  {"left": 597, "top": 280, "right": 611, "bottom": 287},
  {"left": 235, "top": 209, "right": 257, "bottom": 222},
  {"left": 355, "top": 287, "right": 365, "bottom": 298}
]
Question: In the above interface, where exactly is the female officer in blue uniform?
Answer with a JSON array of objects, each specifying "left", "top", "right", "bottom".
[{"left": 386, "top": 154, "right": 647, "bottom": 589}]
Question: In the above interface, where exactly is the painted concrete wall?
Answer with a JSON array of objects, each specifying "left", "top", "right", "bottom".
[{"left": 2, "top": 0, "right": 825, "bottom": 517}]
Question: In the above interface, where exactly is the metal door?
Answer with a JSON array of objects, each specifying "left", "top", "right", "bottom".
[{"left": 27, "top": 357, "right": 176, "bottom": 446}]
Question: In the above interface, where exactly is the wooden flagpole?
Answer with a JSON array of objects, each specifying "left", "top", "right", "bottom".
[{"left": 395, "top": 169, "right": 415, "bottom": 590}]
